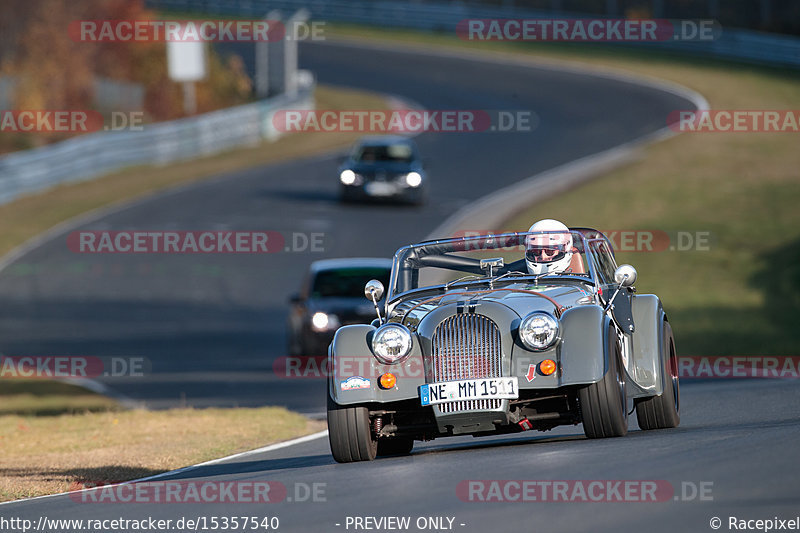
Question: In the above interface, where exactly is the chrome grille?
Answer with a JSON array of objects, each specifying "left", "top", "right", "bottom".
[
  {"left": 431, "top": 314, "right": 502, "bottom": 413},
  {"left": 437, "top": 398, "right": 501, "bottom": 414}
]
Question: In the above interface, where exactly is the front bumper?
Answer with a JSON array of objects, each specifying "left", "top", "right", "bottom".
[{"left": 340, "top": 182, "right": 424, "bottom": 203}]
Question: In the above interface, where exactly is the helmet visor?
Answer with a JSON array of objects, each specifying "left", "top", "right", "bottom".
[{"left": 526, "top": 243, "right": 568, "bottom": 264}]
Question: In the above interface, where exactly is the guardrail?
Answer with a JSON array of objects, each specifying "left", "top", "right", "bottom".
[
  {"left": 0, "top": 80, "right": 314, "bottom": 205},
  {"left": 148, "top": 0, "right": 800, "bottom": 69}
]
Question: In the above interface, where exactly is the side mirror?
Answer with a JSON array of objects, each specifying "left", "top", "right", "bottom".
[
  {"left": 364, "top": 279, "right": 385, "bottom": 302},
  {"left": 480, "top": 257, "right": 504, "bottom": 278},
  {"left": 288, "top": 293, "right": 303, "bottom": 304},
  {"left": 614, "top": 264, "right": 638, "bottom": 287}
]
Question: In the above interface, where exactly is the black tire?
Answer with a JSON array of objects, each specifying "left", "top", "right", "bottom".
[
  {"left": 579, "top": 324, "right": 628, "bottom": 438},
  {"left": 327, "top": 395, "right": 377, "bottom": 463},
  {"left": 636, "top": 321, "right": 680, "bottom": 430},
  {"left": 377, "top": 437, "right": 414, "bottom": 457}
]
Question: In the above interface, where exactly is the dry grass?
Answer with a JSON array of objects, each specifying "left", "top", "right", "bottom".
[{"left": 0, "top": 403, "right": 324, "bottom": 502}]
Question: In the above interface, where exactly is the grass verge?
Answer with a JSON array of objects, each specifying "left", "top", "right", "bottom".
[
  {"left": 322, "top": 24, "right": 800, "bottom": 355},
  {"left": 0, "top": 381, "right": 118, "bottom": 417},
  {"left": 0, "top": 380, "right": 324, "bottom": 502}
]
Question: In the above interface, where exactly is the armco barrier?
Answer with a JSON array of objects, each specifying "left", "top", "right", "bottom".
[
  {"left": 147, "top": 0, "right": 800, "bottom": 69},
  {"left": 0, "top": 80, "right": 314, "bottom": 205}
]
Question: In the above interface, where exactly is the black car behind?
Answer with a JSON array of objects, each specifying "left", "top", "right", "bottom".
[
  {"left": 338, "top": 135, "right": 427, "bottom": 205},
  {"left": 287, "top": 258, "right": 392, "bottom": 356}
]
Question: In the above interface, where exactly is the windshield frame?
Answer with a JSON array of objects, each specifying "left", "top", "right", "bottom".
[
  {"left": 350, "top": 140, "right": 417, "bottom": 164},
  {"left": 387, "top": 229, "right": 610, "bottom": 304}
]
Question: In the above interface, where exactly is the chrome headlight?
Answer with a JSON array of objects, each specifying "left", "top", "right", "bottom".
[
  {"left": 519, "top": 312, "right": 560, "bottom": 351},
  {"left": 371, "top": 324, "right": 413, "bottom": 364}
]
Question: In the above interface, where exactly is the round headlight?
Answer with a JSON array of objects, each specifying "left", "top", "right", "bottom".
[
  {"left": 371, "top": 324, "right": 413, "bottom": 364},
  {"left": 340, "top": 169, "right": 356, "bottom": 185},
  {"left": 405, "top": 172, "right": 422, "bottom": 187},
  {"left": 519, "top": 312, "right": 560, "bottom": 351},
  {"left": 311, "top": 312, "right": 339, "bottom": 332}
]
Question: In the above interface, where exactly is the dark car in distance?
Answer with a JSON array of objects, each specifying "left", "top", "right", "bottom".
[
  {"left": 287, "top": 258, "right": 393, "bottom": 356},
  {"left": 338, "top": 136, "right": 427, "bottom": 205}
]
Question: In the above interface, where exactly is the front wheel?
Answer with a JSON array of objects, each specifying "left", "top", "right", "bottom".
[
  {"left": 635, "top": 320, "right": 680, "bottom": 430},
  {"left": 327, "top": 395, "right": 377, "bottom": 463},
  {"left": 579, "top": 324, "right": 628, "bottom": 438}
]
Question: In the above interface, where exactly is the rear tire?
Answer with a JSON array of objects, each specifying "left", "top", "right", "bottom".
[
  {"left": 635, "top": 321, "right": 680, "bottom": 430},
  {"left": 327, "top": 395, "right": 377, "bottom": 463},
  {"left": 579, "top": 324, "right": 628, "bottom": 438},
  {"left": 377, "top": 437, "right": 414, "bottom": 457}
]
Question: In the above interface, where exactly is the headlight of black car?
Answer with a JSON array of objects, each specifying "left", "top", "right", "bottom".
[
  {"left": 404, "top": 172, "right": 422, "bottom": 187},
  {"left": 519, "top": 312, "right": 560, "bottom": 351},
  {"left": 371, "top": 324, "right": 413, "bottom": 364},
  {"left": 311, "top": 311, "right": 340, "bottom": 332}
]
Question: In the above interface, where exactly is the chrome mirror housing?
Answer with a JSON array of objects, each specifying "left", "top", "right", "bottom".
[
  {"left": 364, "top": 279, "right": 385, "bottom": 302},
  {"left": 614, "top": 264, "right": 638, "bottom": 287}
]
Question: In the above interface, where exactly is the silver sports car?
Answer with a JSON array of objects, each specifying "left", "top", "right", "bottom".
[{"left": 327, "top": 229, "right": 680, "bottom": 462}]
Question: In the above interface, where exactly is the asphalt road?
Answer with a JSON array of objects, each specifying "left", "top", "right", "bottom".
[{"left": 0, "top": 40, "right": 692, "bottom": 413}]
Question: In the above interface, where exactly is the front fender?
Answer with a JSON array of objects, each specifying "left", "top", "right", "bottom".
[
  {"left": 557, "top": 305, "right": 613, "bottom": 386},
  {"left": 328, "top": 324, "right": 425, "bottom": 406},
  {"left": 630, "top": 294, "right": 667, "bottom": 396}
]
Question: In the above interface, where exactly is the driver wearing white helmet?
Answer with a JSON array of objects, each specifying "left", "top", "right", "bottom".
[{"left": 525, "top": 219, "right": 584, "bottom": 275}]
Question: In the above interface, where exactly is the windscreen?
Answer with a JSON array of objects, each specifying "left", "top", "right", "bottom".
[
  {"left": 311, "top": 267, "right": 391, "bottom": 298},
  {"left": 390, "top": 231, "right": 590, "bottom": 298},
  {"left": 353, "top": 143, "right": 414, "bottom": 163}
]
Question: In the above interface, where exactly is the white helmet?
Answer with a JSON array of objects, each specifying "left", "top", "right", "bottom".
[{"left": 525, "top": 219, "right": 573, "bottom": 275}]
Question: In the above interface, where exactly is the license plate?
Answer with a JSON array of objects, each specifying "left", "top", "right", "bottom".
[
  {"left": 420, "top": 378, "right": 519, "bottom": 406},
  {"left": 365, "top": 182, "right": 397, "bottom": 196}
]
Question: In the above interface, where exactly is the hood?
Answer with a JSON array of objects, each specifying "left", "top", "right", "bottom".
[
  {"left": 390, "top": 282, "right": 594, "bottom": 326},
  {"left": 342, "top": 160, "right": 421, "bottom": 175}
]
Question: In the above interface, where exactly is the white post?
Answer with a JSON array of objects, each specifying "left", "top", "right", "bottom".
[
  {"left": 256, "top": 10, "right": 281, "bottom": 98},
  {"left": 182, "top": 81, "right": 196, "bottom": 115},
  {"left": 285, "top": 9, "right": 309, "bottom": 98}
]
